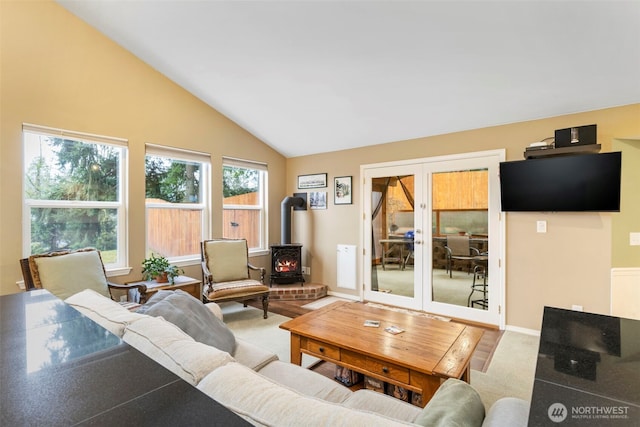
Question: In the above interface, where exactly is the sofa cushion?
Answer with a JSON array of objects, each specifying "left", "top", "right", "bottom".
[
  {"left": 342, "top": 389, "right": 422, "bottom": 422},
  {"left": 413, "top": 379, "right": 485, "bottom": 427},
  {"left": 65, "top": 289, "right": 147, "bottom": 337},
  {"left": 123, "top": 316, "right": 233, "bottom": 385},
  {"left": 481, "top": 397, "right": 529, "bottom": 427},
  {"left": 258, "top": 360, "right": 352, "bottom": 403},
  {"left": 138, "top": 290, "right": 236, "bottom": 354},
  {"left": 198, "top": 362, "right": 413, "bottom": 427},
  {"left": 233, "top": 338, "right": 279, "bottom": 371}
]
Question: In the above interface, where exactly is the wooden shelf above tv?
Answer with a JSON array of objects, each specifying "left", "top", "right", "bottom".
[{"left": 524, "top": 144, "right": 601, "bottom": 159}]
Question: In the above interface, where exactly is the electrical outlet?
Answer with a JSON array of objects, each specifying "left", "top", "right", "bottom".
[
  {"left": 302, "top": 266, "right": 310, "bottom": 275},
  {"left": 630, "top": 232, "right": 640, "bottom": 246},
  {"left": 536, "top": 220, "right": 547, "bottom": 233}
]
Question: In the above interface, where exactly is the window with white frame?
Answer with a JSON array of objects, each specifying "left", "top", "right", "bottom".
[
  {"left": 22, "top": 124, "right": 128, "bottom": 269},
  {"left": 145, "top": 144, "right": 210, "bottom": 263},
  {"left": 222, "top": 158, "right": 268, "bottom": 254}
]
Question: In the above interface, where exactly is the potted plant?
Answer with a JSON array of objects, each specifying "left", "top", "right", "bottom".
[{"left": 141, "top": 253, "right": 183, "bottom": 284}]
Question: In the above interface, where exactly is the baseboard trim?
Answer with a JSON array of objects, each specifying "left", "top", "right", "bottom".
[
  {"left": 327, "top": 290, "right": 360, "bottom": 301},
  {"left": 505, "top": 324, "right": 540, "bottom": 336}
]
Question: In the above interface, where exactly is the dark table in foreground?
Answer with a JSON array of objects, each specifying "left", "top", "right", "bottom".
[{"left": 0, "top": 290, "right": 248, "bottom": 426}]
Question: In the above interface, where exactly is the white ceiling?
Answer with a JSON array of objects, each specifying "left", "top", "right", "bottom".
[{"left": 57, "top": 1, "right": 640, "bottom": 158}]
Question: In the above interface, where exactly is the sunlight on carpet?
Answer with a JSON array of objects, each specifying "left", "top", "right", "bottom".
[
  {"left": 301, "top": 296, "right": 350, "bottom": 310},
  {"left": 221, "top": 302, "right": 319, "bottom": 368}
]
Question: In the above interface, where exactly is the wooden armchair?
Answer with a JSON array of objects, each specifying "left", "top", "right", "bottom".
[
  {"left": 21, "top": 248, "right": 147, "bottom": 302},
  {"left": 201, "top": 239, "right": 270, "bottom": 319}
]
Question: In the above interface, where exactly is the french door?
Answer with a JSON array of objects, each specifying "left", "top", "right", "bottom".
[{"left": 362, "top": 150, "right": 505, "bottom": 327}]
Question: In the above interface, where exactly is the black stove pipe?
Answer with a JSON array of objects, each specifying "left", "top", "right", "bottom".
[{"left": 281, "top": 196, "right": 305, "bottom": 244}]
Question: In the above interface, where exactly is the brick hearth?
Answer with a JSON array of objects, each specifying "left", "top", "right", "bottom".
[{"left": 269, "top": 282, "right": 327, "bottom": 301}]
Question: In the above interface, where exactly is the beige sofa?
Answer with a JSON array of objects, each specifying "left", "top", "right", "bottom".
[{"left": 65, "top": 289, "right": 529, "bottom": 427}]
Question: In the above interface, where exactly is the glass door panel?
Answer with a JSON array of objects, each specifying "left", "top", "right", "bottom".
[
  {"left": 364, "top": 165, "right": 423, "bottom": 310},
  {"left": 431, "top": 169, "right": 489, "bottom": 310},
  {"left": 362, "top": 150, "right": 504, "bottom": 327},
  {"left": 422, "top": 152, "right": 503, "bottom": 327}
]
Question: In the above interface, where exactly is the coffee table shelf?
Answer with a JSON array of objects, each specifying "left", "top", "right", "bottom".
[{"left": 280, "top": 301, "right": 484, "bottom": 407}]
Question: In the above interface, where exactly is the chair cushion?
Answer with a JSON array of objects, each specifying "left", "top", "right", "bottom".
[
  {"left": 123, "top": 316, "right": 233, "bottom": 385},
  {"left": 204, "top": 239, "right": 249, "bottom": 282},
  {"left": 65, "top": 289, "right": 148, "bottom": 337},
  {"left": 30, "top": 250, "right": 109, "bottom": 300},
  {"left": 138, "top": 290, "right": 236, "bottom": 353},
  {"left": 205, "top": 279, "right": 269, "bottom": 300},
  {"left": 413, "top": 379, "right": 485, "bottom": 427}
]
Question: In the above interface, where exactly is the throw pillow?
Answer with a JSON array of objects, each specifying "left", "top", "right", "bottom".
[
  {"left": 135, "top": 289, "right": 173, "bottom": 314},
  {"left": 413, "top": 379, "right": 485, "bottom": 427},
  {"left": 140, "top": 289, "right": 236, "bottom": 354}
]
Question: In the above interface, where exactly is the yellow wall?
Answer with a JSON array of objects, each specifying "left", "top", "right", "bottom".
[
  {"left": 288, "top": 105, "right": 640, "bottom": 330},
  {"left": 2, "top": 1, "right": 639, "bottom": 331},
  {"left": 612, "top": 138, "right": 640, "bottom": 267},
  {"left": 0, "top": 0, "right": 286, "bottom": 295}
]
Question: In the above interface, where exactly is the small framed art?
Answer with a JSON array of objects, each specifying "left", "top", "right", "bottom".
[
  {"left": 334, "top": 176, "right": 352, "bottom": 205},
  {"left": 298, "top": 173, "right": 327, "bottom": 189},
  {"left": 309, "top": 191, "right": 327, "bottom": 209}
]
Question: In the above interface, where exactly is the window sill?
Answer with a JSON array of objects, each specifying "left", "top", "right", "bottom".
[
  {"left": 106, "top": 266, "right": 133, "bottom": 278},
  {"left": 249, "top": 249, "right": 270, "bottom": 258}
]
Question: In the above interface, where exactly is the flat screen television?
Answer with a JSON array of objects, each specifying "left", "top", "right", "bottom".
[{"left": 499, "top": 152, "right": 621, "bottom": 212}]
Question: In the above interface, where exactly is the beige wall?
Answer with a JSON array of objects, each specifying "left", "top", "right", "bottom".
[
  {"left": 612, "top": 138, "right": 640, "bottom": 267},
  {"left": 287, "top": 104, "right": 640, "bottom": 330},
  {"left": 0, "top": 1, "right": 286, "bottom": 295},
  {"left": 2, "top": 1, "right": 639, "bottom": 332}
]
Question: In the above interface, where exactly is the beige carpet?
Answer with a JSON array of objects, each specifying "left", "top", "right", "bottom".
[
  {"left": 221, "top": 302, "right": 320, "bottom": 368},
  {"left": 302, "top": 296, "right": 350, "bottom": 310},
  {"left": 470, "top": 331, "right": 538, "bottom": 410},
  {"left": 222, "top": 301, "right": 538, "bottom": 411}
]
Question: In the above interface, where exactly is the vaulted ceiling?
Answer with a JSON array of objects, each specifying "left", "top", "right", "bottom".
[{"left": 57, "top": 1, "right": 640, "bottom": 158}]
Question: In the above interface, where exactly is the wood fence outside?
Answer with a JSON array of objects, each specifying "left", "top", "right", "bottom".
[{"left": 147, "top": 192, "right": 260, "bottom": 256}]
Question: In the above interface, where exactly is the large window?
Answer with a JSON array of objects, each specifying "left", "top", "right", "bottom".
[
  {"left": 222, "top": 158, "right": 268, "bottom": 254},
  {"left": 145, "top": 144, "right": 210, "bottom": 263},
  {"left": 22, "top": 124, "right": 127, "bottom": 269}
]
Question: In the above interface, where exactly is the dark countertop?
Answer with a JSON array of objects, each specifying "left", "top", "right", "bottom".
[{"left": 1, "top": 290, "right": 249, "bottom": 426}]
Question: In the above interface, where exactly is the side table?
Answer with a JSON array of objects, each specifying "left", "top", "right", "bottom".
[{"left": 127, "top": 275, "right": 202, "bottom": 301}]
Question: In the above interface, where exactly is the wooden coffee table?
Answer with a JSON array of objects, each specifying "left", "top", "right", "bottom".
[{"left": 280, "top": 301, "right": 483, "bottom": 407}]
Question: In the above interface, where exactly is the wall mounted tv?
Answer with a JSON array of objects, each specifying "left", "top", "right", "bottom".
[{"left": 499, "top": 151, "right": 621, "bottom": 212}]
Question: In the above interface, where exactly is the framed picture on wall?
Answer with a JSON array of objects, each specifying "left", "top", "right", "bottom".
[
  {"left": 298, "top": 173, "right": 327, "bottom": 189},
  {"left": 334, "top": 176, "right": 352, "bottom": 205},
  {"left": 309, "top": 191, "right": 327, "bottom": 209}
]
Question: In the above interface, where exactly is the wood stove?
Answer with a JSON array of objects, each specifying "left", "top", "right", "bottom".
[{"left": 270, "top": 244, "right": 304, "bottom": 285}]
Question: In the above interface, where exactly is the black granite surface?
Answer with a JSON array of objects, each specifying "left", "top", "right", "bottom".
[
  {"left": 528, "top": 307, "right": 640, "bottom": 426},
  {"left": 1, "top": 290, "right": 249, "bottom": 426}
]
